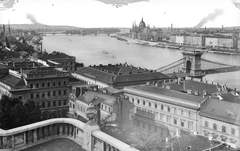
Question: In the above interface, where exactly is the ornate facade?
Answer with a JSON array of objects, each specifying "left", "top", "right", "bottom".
[{"left": 130, "top": 17, "right": 163, "bottom": 41}]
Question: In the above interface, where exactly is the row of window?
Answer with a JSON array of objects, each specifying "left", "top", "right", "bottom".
[
  {"left": 132, "top": 97, "right": 194, "bottom": 118},
  {"left": 205, "top": 121, "right": 236, "bottom": 136},
  {"left": 101, "top": 104, "right": 111, "bottom": 113},
  {"left": 30, "top": 80, "right": 68, "bottom": 89},
  {"left": 37, "top": 100, "right": 67, "bottom": 108},
  {"left": 136, "top": 107, "right": 194, "bottom": 130},
  {"left": 30, "top": 90, "right": 68, "bottom": 99}
]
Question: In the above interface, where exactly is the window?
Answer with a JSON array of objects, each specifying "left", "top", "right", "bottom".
[
  {"left": 48, "top": 82, "right": 50, "bottom": 87},
  {"left": 174, "top": 118, "right": 177, "bottom": 125},
  {"left": 160, "top": 114, "right": 164, "bottom": 121},
  {"left": 101, "top": 104, "right": 103, "bottom": 109},
  {"left": 181, "top": 110, "right": 184, "bottom": 116},
  {"left": 42, "top": 83, "right": 45, "bottom": 87},
  {"left": 167, "top": 115, "right": 171, "bottom": 123},
  {"left": 149, "top": 102, "right": 151, "bottom": 107},
  {"left": 222, "top": 126, "right": 226, "bottom": 133},
  {"left": 73, "top": 104, "right": 75, "bottom": 109},
  {"left": 213, "top": 123, "right": 217, "bottom": 130},
  {"left": 64, "top": 100, "right": 67, "bottom": 105},
  {"left": 168, "top": 106, "right": 171, "bottom": 112},
  {"left": 36, "top": 83, "right": 39, "bottom": 88},
  {"left": 53, "top": 91, "right": 56, "bottom": 96},
  {"left": 18, "top": 95, "right": 22, "bottom": 100},
  {"left": 137, "top": 99, "right": 140, "bottom": 104},
  {"left": 48, "top": 102, "right": 51, "bottom": 108},
  {"left": 161, "top": 104, "right": 164, "bottom": 110},
  {"left": 64, "top": 81, "right": 67, "bottom": 85},
  {"left": 181, "top": 120, "right": 185, "bottom": 127},
  {"left": 42, "top": 93, "right": 45, "bottom": 98},
  {"left": 58, "top": 101, "right": 61, "bottom": 106},
  {"left": 205, "top": 121, "right": 209, "bottom": 128},
  {"left": 36, "top": 94, "right": 39, "bottom": 99},
  {"left": 188, "top": 122, "right": 193, "bottom": 130},
  {"left": 53, "top": 82, "right": 55, "bottom": 87},
  {"left": 59, "top": 81, "right": 61, "bottom": 86},
  {"left": 31, "top": 94, "right": 34, "bottom": 99},
  {"left": 108, "top": 107, "right": 110, "bottom": 112},
  {"left": 30, "top": 84, "right": 33, "bottom": 88},
  {"left": 48, "top": 91, "right": 51, "bottom": 97},
  {"left": 42, "top": 103, "right": 45, "bottom": 108},
  {"left": 143, "top": 101, "right": 145, "bottom": 105},
  {"left": 64, "top": 90, "right": 67, "bottom": 95},
  {"left": 53, "top": 101, "right": 56, "bottom": 107},
  {"left": 58, "top": 90, "right": 61, "bottom": 95},
  {"left": 174, "top": 108, "right": 177, "bottom": 114},
  {"left": 155, "top": 103, "right": 157, "bottom": 108},
  {"left": 231, "top": 128, "right": 235, "bottom": 135}
]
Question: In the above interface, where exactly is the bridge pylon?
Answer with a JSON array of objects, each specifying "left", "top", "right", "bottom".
[{"left": 182, "top": 50, "right": 205, "bottom": 78}]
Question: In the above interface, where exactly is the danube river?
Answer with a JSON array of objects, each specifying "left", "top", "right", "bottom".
[{"left": 42, "top": 34, "right": 240, "bottom": 90}]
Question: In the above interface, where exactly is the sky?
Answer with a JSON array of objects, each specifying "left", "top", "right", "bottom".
[{"left": 0, "top": 0, "right": 240, "bottom": 28}]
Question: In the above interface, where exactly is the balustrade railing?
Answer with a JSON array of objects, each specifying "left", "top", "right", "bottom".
[{"left": 0, "top": 118, "right": 139, "bottom": 151}]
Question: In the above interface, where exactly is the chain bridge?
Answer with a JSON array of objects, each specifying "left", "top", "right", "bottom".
[{"left": 156, "top": 50, "right": 240, "bottom": 79}]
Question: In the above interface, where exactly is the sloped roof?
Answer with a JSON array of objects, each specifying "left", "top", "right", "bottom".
[
  {"left": 199, "top": 98, "right": 240, "bottom": 126},
  {"left": 220, "top": 92, "right": 240, "bottom": 104},
  {"left": 170, "top": 130, "right": 221, "bottom": 151},
  {"left": 74, "top": 65, "right": 169, "bottom": 85},
  {"left": 184, "top": 80, "right": 220, "bottom": 94},
  {"left": 0, "top": 74, "right": 26, "bottom": 89},
  {"left": 77, "top": 90, "right": 117, "bottom": 106},
  {"left": 40, "top": 51, "right": 75, "bottom": 60},
  {"left": 125, "top": 85, "right": 205, "bottom": 107}
]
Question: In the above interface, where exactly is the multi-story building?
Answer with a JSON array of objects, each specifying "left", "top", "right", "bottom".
[
  {"left": 0, "top": 67, "right": 72, "bottom": 110},
  {"left": 72, "top": 63, "right": 170, "bottom": 89},
  {"left": 169, "top": 35, "right": 176, "bottom": 43},
  {"left": 124, "top": 84, "right": 208, "bottom": 136},
  {"left": 238, "top": 40, "right": 240, "bottom": 51},
  {"left": 199, "top": 98, "right": 240, "bottom": 148},
  {"left": 175, "top": 35, "right": 186, "bottom": 45},
  {"left": 205, "top": 37, "right": 218, "bottom": 47},
  {"left": 38, "top": 51, "right": 76, "bottom": 72},
  {"left": 69, "top": 85, "right": 134, "bottom": 129},
  {"left": 185, "top": 35, "right": 205, "bottom": 47},
  {"left": 218, "top": 37, "right": 234, "bottom": 48}
]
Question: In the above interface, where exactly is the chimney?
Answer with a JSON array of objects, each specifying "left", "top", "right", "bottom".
[
  {"left": 40, "top": 42, "right": 43, "bottom": 54},
  {"left": 171, "top": 24, "right": 173, "bottom": 31},
  {"left": 3, "top": 25, "right": 5, "bottom": 35},
  {"left": 222, "top": 25, "right": 224, "bottom": 30}
]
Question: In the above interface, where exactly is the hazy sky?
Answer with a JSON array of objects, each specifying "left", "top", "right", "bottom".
[{"left": 0, "top": 0, "right": 240, "bottom": 28}]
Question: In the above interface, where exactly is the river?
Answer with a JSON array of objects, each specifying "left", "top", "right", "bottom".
[{"left": 42, "top": 34, "right": 240, "bottom": 90}]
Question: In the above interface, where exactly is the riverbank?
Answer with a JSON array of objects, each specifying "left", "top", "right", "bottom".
[{"left": 113, "top": 35, "right": 240, "bottom": 55}]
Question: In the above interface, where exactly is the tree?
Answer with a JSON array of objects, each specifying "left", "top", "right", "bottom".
[{"left": 0, "top": 95, "right": 41, "bottom": 130}]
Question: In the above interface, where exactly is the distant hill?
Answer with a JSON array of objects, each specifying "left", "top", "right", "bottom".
[{"left": 0, "top": 24, "right": 82, "bottom": 30}]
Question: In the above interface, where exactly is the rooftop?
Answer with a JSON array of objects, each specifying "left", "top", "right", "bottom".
[
  {"left": 125, "top": 84, "right": 206, "bottom": 109},
  {"left": 74, "top": 63, "right": 169, "bottom": 86},
  {"left": 199, "top": 98, "right": 240, "bottom": 126},
  {"left": 77, "top": 90, "right": 117, "bottom": 106},
  {"left": 39, "top": 51, "right": 75, "bottom": 60},
  {"left": 0, "top": 73, "right": 26, "bottom": 89}
]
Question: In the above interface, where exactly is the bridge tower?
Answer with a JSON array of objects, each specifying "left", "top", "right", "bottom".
[{"left": 182, "top": 51, "right": 204, "bottom": 78}]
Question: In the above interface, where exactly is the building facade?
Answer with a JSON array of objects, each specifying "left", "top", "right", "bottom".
[
  {"left": 199, "top": 98, "right": 240, "bottom": 148},
  {"left": 69, "top": 85, "right": 134, "bottom": 129},
  {"left": 0, "top": 67, "right": 71, "bottom": 110},
  {"left": 124, "top": 84, "right": 208, "bottom": 136},
  {"left": 72, "top": 63, "right": 170, "bottom": 89},
  {"left": 218, "top": 37, "right": 234, "bottom": 48},
  {"left": 130, "top": 17, "right": 163, "bottom": 41},
  {"left": 205, "top": 37, "right": 219, "bottom": 47},
  {"left": 175, "top": 35, "right": 186, "bottom": 45}
]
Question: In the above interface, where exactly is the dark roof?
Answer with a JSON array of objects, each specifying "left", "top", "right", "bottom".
[
  {"left": 162, "top": 82, "right": 184, "bottom": 92},
  {"left": 74, "top": 64, "right": 169, "bottom": 86},
  {"left": 184, "top": 80, "right": 220, "bottom": 95},
  {"left": 220, "top": 92, "right": 240, "bottom": 104},
  {"left": 126, "top": 85, "right": 205, "bottom": 106},
  {"left": 170, "top": 130, "right": 221, "bottom": 151},
  {"left": 40, "top": 51, "right": 75, "bottom": 60},
  {"left": 199, "top": 98, "right": 240, "bottom": 125},
  {"left": 0, "top": 74, "right": 26, "bottom": 89}
]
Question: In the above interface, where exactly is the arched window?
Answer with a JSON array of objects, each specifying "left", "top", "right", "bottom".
[
  {"left": 213, "top": 123, "right": 217, "bottom": 130},
  {"left": 161, "top": 104, "right": 164, "bottom": 110},
  {"left": 205, "top": 121, "right": 208, "bottom": 128},
  {"left": 222, "top": 126, "right": 226, "bottom": 133}
]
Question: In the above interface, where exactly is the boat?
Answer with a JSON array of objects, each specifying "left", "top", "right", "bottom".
[{"left": 111, "top": 55, "right": 116, "bottom": 59}]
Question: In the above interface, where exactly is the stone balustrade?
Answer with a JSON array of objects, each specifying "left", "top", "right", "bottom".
[{"left": 0, "top": 118, "right": 139, "bottom": 151}]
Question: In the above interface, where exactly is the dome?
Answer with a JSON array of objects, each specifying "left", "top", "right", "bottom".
[{"left": 139, "top": 17, "right": 146, "bottom": 28}]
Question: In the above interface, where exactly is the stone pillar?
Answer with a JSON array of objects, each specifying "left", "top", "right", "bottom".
[
  {"left": 0, "top": 136, "right": 2, "bottom": 149},
  {"left": 24, "top": 132, "right": 27, "bottom": 145},
  {"left": 33, "top": 129, "right": 38, "bottom": 142},
  {"left": 83, "top": 121, "right": 100, "bottom": 151},
  {"left": 59, "top": 124, "right": 63, "bottom": 135}
]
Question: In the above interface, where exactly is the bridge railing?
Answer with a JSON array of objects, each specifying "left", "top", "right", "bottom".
[{"left": 0, "top": 118, "right": 139, "bottom": 151}]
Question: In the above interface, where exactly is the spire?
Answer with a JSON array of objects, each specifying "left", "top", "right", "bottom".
[
  {"left": 142, "top": 16, "right": 144, "bottom": 21},
  {"left": 8, "top": 20, "right": 11, "bottom": 35}
]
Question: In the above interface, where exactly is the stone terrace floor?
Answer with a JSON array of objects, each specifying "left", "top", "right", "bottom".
[{"left": 22, "top": 138, "right": 85, "bottom": 151}]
